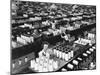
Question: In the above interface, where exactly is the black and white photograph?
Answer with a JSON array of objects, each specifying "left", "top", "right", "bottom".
[{"left": 11, "top": 0, "right": 96, "bottom": 74}]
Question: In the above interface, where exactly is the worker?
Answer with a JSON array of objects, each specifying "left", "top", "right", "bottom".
[
  {"left": 38, "top": 42, "right": 50, "bottom": 58},
  {"left": 61, "top": 32, "right": 70, "bottom": 42}
]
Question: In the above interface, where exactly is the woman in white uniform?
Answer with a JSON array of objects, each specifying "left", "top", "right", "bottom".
[
  {"left": 38, "top": 42, "right": 50, "bottom": 58},
  {"left": 61, "top": 32, "right": 70, "bottom": 42}
]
